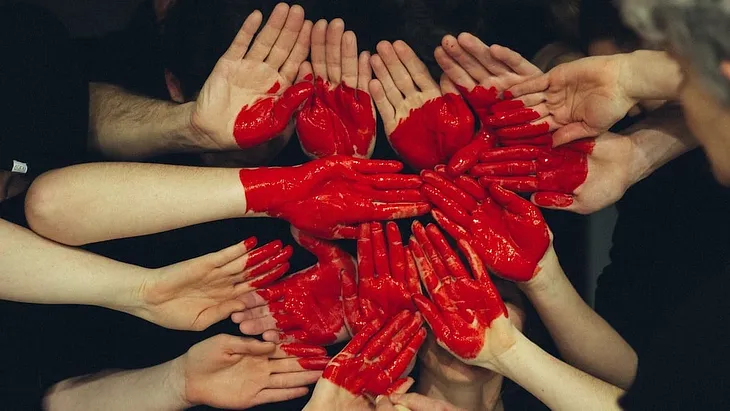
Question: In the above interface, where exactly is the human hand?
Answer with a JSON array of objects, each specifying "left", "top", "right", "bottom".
[
  {"left": 471, "top": 132, "right": 637, "bottom": 213},
  {"left": 343, "top": 221, "right": 421, "bottom": 335},
  {"left": 239, "top": 156, "right": 430, "bottom": 239},
  {"left": 421, "top": 170, "right": 550, "bottom": 282},
  {"left": 507, "top": 54, "right": 637, "bottom": 146},
  {"left": 380, "top": 393, "right": 467, "bottom": 411},
  {"left": 174, "top": 334, "right": 329, "bottom": 409},
  {"left": 295, "top": 19, "right": 376, "bottom": 158},
  {"left": 232, "top": 227, "right": 353, "bottom": 345},
  {"left": 138, "top": 237, "right": 292, "bottom": 331},
  {"left": 410, "top": 224, "right": 516, "bottom": 369},
  {"left": 304, "top": 311, "right": 426, "bottom": 410},
  {"left": 369, "top": 40, "right": 475, "bottom": 170},
  {"left": 191, "top": 4, "right": 314, "bottom": 150}
]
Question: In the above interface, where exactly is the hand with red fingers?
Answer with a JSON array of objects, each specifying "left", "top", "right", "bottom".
[
  {"left": 369, "top": 40, "right": 475, "bottom": 171},
  {"left": 421, "top": 170, "right": 550, "bottom": 282},
  {"left": 141, "top": 236, "right": 292, "bottom": 331},
  {"left": 409, "top": 223, "right": 517, "bottom": 368},
  {"left": 303, "top": 310, "right": 427, "bottom": 411},
  {"left": 470, "top": 131, "right": 638, "bottom": 213},
  {"left": 232, "top": 227, "right": 354, "bottom": 345},
  {"left": 295, "top": 19, "right": 376, "bottom": 159},
  {"left": 434, "top": 34, "right": 551, "bottom": 175},
  {"left": 239, "top": 156, "right": 431, "bottom": 239},
  {"left": 191, "top": 4, "right": 314, "bottom": 150},
  {"left": 343, "top": 222, "right": 421, "bottom": 335}
]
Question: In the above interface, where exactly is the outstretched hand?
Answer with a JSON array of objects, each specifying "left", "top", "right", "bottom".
[
  {"left": 296, "top": 19, "right": 376, "bottom": 158},
  {"left": 232, "top": 227, "right": 353, "bottom": 345},
  {"left": 191, "top": 4, "right": 314, "bottom": 150},
  {"left": 239, "top": 156, "right": 430, "bottom": 239},
  {"left": 139, "top": 237, "right": 292, "bottom": 331}
]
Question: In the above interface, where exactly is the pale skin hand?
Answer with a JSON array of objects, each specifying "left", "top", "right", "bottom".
[
  {"left": 304, "top": 377, "right": 414, "bottom": 411},
  {"left": 380, "top": 393, "right": 466, "bottom": 411},
  {"left": 190, "top": 3, "right": 312, "bottom": 150}
]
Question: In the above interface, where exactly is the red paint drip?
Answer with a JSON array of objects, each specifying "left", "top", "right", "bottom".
[
  {"left": 388, "top": 94, "right": 475, "bottom": 170},
  {"left": 267, "top": 81, "right": 281, "bottom": 94}
]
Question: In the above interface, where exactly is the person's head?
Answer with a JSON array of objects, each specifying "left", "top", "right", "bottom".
[
  {"left": 160, "top": 0, "right": 287, "bottom": 167},
  {"left": 621, "top": 0, "right": 730, "bottom": 185}
]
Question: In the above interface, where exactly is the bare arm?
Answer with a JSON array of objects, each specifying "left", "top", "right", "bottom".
[
  {"left": 620, "top": 50, "right": 683, "bottom": 102},
  {"left": 520, "top": 247, "right": 638, "bottom": 389}
]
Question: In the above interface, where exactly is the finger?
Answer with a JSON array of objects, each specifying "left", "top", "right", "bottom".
[
  {"left": 430, "top": 209, "right": 470, "bottom": 243},
  {"left": 222, "top": 10, "right": 263, "bottom": 60},
  {"left": 358, "top": 51, "right": 372, "bottom": 92},
  {"left": 552, "top": 122, "right": 601, "bottom": 146},
  {"left": 245, "top": 3, "right": 290, "bottom": 61},
  {"left": 279, "top": 19, "right": 313, "bottom": 83},
  {"left": 358, "top": 173, "right": 423, "bottom": 189},
  {"left": 243, "top": 245, "right": 293, "bottom": 279},
  {"left": 377, "top": 41, "right": 417, "bottom": 95},
  {"left": 411, "top": 221, "right": 450, "bottom": 280},
  {"left": 532, "top": 192, "right": 576, "bottom": 210},
  {"left": 404, "top": 250, "right": 422, "bottom": 295},
  {"left": 420, "top": 184, "right": 472, "bottom": 229},
  {"left": 409, "top": 236, "right": 452, "bottom": 310},
  {"left": 387, "top": 377, "right": 414, "bottom": 395},
  {"left": 310, "top": 19, "right": 328, "bottom": 79},
  {"left": 485, "top": 106, "right": 547, "bottom": 128},
  {"left": 348, "top": 157, "right": 405, "bottom": 174},
  {"left": 339, "top": 317, "right": 385, "bottom": 358},
  {"left": 223, "top": 240, "right": 282, "bottom": 274},
  {"left": 424, "top": 224, "right": 469, "bottom": 278},
  {"left": 211, "top": 237, "right": 256, "bottom": 267},
  {"left": 361, "top": 310, "right": 415, "bottom": 358},
  {"left": 242, "top": 263, "right": 290, "bottom": 291},
  {"left": 225, "top": 335, "right": 277, "bottom": 355},
  {"left": 370, "top": 202, "right": 431, "bottom": 221},
  {"left": 238, "top": 315, "right": 279, "bottom": 336},
  {"left": 455, "top": 175, "right": 488, "bottom": 201},
  {"left": 421, "top": 170, "right": 479, "bottom": 212},
  {"left": 272, "top": 80, "right": 314, "bottom": 119},
  {"left": 442, "top": 34, "right": 490, "bottom": 82},
  {"left": 341, "top": 30, "right": 359, "bottom": 88},
  {"left": 488, "top": 183, "right": 543, "bottom": 216},
  {"left": 391, "top": 392, "right": 447, "bottom": 410},
  {"left": 270, "top": 357, "right": 330, "bottom": 373},
  {"left": 495, "top": 120, "right": 552, "bottom": 140},
  {"left": 488, "top": 43, "right": 542, "bottom": 77},
  {"left": 290, "top": 226, "right": 340, "bottom": 261},
  {"left": 470, "top": 161, "right": 537, "bottom": 177},
  {"left": 324, "top": 18, "right": 345, "bottom": 84},
  {"left": 477, "top": 176, "right": 538, "bottom": 192},
  {"left": 412, "top": 295, "right": 451, "bottom": 338},
  {"left": 370, "top": 78, "right": 396, "bottom": 128},
  {"left": 268, "top": 370, "right": 326, "bottom": 388},
  {"left": 371, "top": 222, "right": 391, "bottom": 278},
  {"left": 233, "top": 304, "right": 271, "bottom": 322},
  {"left": 499, "top": 133, "right": 553, "bottom": 148},
  {"left": 478, "top": 146, "right": 541, "bottom": 163},
  {"left": 265, "top": 4, "right": 306, "bottom": 69},
  {"left": 370, "top": 53, "right": 405, "bottom": 108},
  {"left": 457, "top": 239, "right": 490, "bottom": 283},
  {"left": 233, "top": 291, "right": 267, "bottom": 313},
  {"left": 439, "top": 74, "right": 461, "bottom": 95},
  {"left": 507, "top": 73, "right": 549, "bottom": 97},
  {"left": 435, "top": 46, "right": 476, "bottom": 90},
  {"left": 253, "top": 388, "right": 310, "bottom": 406},
  {"left": 393, "top": 40, "right": 439, "bottom": 93},
  {"left": 192, "top": 300, "right": 247, "bottom": 331},
  {"left": 381, "top": 327, "right": 426, "bottom": 381},
  {"left": 375, "top": 395, "right": 398, "bottom": 411},
  {"left": 357, "top": 223, "right": 375, "bottom": 280},
  {"left": 386, "top": 222, "right": 407, "bottom": 284},
  {"left": 295, "top": 61, "right": 314, "bottom": 83},
  {"left": 276, "top": 343, "right": 328, "bottom": 358}
]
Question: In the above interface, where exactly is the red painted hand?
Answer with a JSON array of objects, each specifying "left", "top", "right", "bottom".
[
  {"left": 409, "top": 224, "right": 515, "bottom": 367},
  {"left": 342, "top": 222, "right": 421, "bottom": 335},
  {"left": 370, "top": 41, "right": 475, "bottom": 171},
  {"left": 191, "top": 5, "right": 314, "bottom": 150},
  {"left": 239, "top": 156, "right": 431, "bottom": 239},
  {"left": 232, "top": 227, "right": 354, "bottom": 345},
  {"left": 321, "top": 310, "right": 426, "bottom": 396},
  {"left": 295, "top": 20, "right": 376, "bottom": 158},
  {"left": 422, "top": 169, "right": 550, "bottom": 282}
]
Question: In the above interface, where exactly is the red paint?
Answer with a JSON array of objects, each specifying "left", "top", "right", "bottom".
[
  {"left": 343, "top": 222, "right": 419, "bottom": 335},
  {"left": 241, "top": 237, "right": 258, "bottom": 252},
  {"left": 533, "top": 192, "right": 574, "bottom": 208},
  {"left": 238, "top": 156, "right": 430, "bottom": 239},
  {"left": 474, "top": 139, "right": 595, "bottom": 196},
  {"left": 296, "top": 77, "right": 377, "bottom": 158},
  {"left": 280, "top": 343, "right": 331, "bottom": 370},
  {"left": 387, "top": 94, "right": 475, "bottom": 170},
  {"left": 297, "top": 357, "right": 332, "bottom": 370},
  {"left": 446, "top": 129, "right": 497, "bottom": 176},
  {"left": 322, "top": 311, "right": 426, "bottom": 396},
  {"left": 424, "top": 180, "right": 550, "bottom": 282},
  {"left": 255, "top": 232, "right": 355, "bottom": 345},
  {"left": 409, "top": 225, "right": 507, "bottom": 360},
  {"left": 267, "top": 81, "right": 282, "bottom": 94},
  {"left": 455, "top": 85, "right": 499, "bottom": 121},
  {"left": 495, "top": 121, "right": 550, "bottom": 140},
  {"left": 485, "top": 108, "right": 541, "bottom": 127},
  {"left": 233, "top": 81, "right": 313, "bottom": 149}
]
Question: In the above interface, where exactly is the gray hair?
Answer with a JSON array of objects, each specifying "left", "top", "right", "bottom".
[{"left": 619, "top": 0, "right": 730, "bottom": 105}]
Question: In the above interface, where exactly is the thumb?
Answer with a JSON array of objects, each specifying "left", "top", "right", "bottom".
[
  {"left": 273, "top": 81, "right": 314, "bottom": 119},
  {"left": 191, "top": 300, "right": 247, "bottom": 331},
  {"left": 552, "top": 122, "right": 600, "bottom": 147},
  {"left": 531, "top": 192, "right": 581, "bottom": 212}
]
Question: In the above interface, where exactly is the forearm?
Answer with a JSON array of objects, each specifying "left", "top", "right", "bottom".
[
  {"left": 88, "top": 83, "right": 202, "bottom": 159},
  {"left": 26, "top": 162, "right": 246, "bottom": 245},
  {"left": 0, "top": 219, "right": 145, "bottom": 312},
  {"left": 620, "top": 50, "right": 683, "bottom": 102},
  {"left": 44, "top": 360, "right": 188, "bottom": 411},
  {"left": 626, "top": 103, "right": 697, "bottom": 184},
  {"left": 491, "top": 332, "right": 625, "bottom": 411},
  {"left": 520, "top": 248, "right": 637, "bottom": 389}
]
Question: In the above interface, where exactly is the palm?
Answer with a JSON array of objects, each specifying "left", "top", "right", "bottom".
[{"left": 191, "top": 354, "right": 269, "bottom": 409}]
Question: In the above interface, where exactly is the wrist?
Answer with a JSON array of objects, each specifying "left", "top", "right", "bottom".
[
  {"left": 164, "top": 357, "right": 194, "bottom": 410},
  {"left": 519, "top": 245, "right": 562, "bottom": 296},
  {"left": 101, "top": 265, "right": 152, "bottom": 319}
]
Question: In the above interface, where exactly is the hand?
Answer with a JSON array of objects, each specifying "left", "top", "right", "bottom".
[
  {"left": 435, "top": 35, "right": 548, "bottom": 175},
  {"left": 296, "top": 19, "right": 376, "bottom": 159},
  {"left": 239, "top": 155, "right": 431, "bottom": 239},
  {"left": 383, "top": 393, "right": 467, "bottom": 411},
  {"left": 138, "top": 237, "right": 292, "bottom": 331},
  {"left": 190, "top": 4, "right": 314, "bottom": 150},
  {"left": 471, "top": 132, "right": 636, "bottom": 213},
  {"left": 304, "top": 310, "right": 426, "bottom": 411},
  {"left": 343, "top": 221, "right": 421, "bottom": 335},
  {"left": 507, "top": 54, "right": 637, "bottom": 146},
  {"left": 174, "top": 334, "right": 329, "bottom": 409},
  {"left": 232, "top": 227, "right": 353, "bottom": 345},
  {"left": 369, "top": 40, "right": 475, "bottom": 170},
  {"left": 410, "top": 224, "right": 516, "bottom": 369},
  {"left": 421, "top": 171, "right": 549, "bottom": 282}
]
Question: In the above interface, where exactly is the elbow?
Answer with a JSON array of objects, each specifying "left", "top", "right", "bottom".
[{"left": 25, "top": 171, "right": 86, "bottom": 246}]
